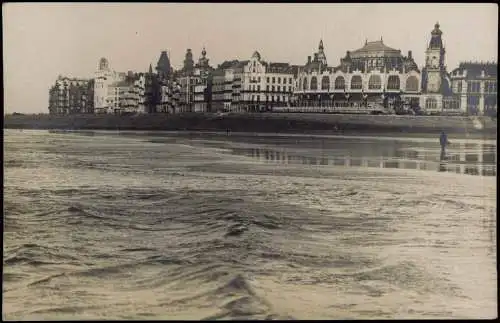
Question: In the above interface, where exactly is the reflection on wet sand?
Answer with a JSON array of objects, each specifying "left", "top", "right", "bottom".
[{"left": 231, "top": 142, "right": 496, "bottom": 177}]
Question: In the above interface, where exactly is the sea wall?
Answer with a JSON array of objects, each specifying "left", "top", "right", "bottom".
[{"left": 4, "top": 113, "right": 497, "bottom": 138}]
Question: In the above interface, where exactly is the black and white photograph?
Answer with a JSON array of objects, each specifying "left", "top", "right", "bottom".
[{"left": 3, "top": 3, "right": 498, "bottom": 320}]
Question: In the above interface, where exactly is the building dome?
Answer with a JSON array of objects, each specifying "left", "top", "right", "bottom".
[{"left": 99, "top": 57, "right": 109, "bottom": 70}]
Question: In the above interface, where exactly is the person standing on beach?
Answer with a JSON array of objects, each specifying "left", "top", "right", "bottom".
[{"left": 439, "top": 130, "right": 450, "bottom": 160}]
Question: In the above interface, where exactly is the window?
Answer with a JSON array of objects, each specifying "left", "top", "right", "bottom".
[
  {"left": 258, "top": 77, "right": 261, "bottom": 83},
  {"left": 468, "top": 81, "right": 480, "bottom": 93},
  {"left": 457, "top": 81, "right": 462, "bottom": 93},
  {"left": 267, "top": 77, "right": 270, "bottom": 83},
  {"left": 425, "top": 97, "right": 438, "bottom": 110},
  {"left": 368, "top": 75, "right": 382, "bottom": 90},
  {"left": 277, "top": 86, "right": 281, "bottom": 92},
  {"left": 288, "top": 86, "right": 292, "bottom": 92},
  {"left": 257, "top": 85, "right": 260, "bottom": 91},
  {"left": 334, "top": 76, "right": 345, "bottom": 90},
  {"left": 486, "top": 81, "right": 497, "bottom": 93},
  {"left": 298, "top": 78, "right": 302, "bottom": 90},
  {"left": 310, "top": 76, "right": 318, "bottom": 90},
  {"left": 272, "top": 77, "right": 276, "bottom": 83},
  {"left": 321, "top": 76, "right": 330, "bottom": 90},
  {"left": 387, "top": 75, "right": 400, "bottom": 90},
  {"left": 278, "top": 77, "right": 281, "bottom": 84},
  {"left": 303, "top": 78, "right": 308, "bottom": 90},
  {"left": 283, "top": 96, "right": 286, "bottom": 102},
  {"left": 350, "top": 75, "right": 362, "bottom": 90},
  {"left": 467, "top": 95, "right": 480, "bottom": 107},
  {"left": 405, "top": 76, "right": 418, "bottom": 92},
  {"left": 277, "top": 96, "right": 280, "bottom": 102},
  {"left": 266, "top": 85, "right": 269, "bottom": 91},
  {"left": 272, "top": 85, "right": 275, "bottom": 92}
]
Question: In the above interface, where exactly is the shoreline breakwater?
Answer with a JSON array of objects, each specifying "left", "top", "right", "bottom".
[{"left": 4, "top": 113, "right": 497, "bottom": 139}]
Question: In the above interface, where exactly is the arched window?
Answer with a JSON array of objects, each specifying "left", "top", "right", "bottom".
[
  {"left": 334, "top": 76, "right": 345, "bottom": 90},
  {"left": 321, "top": 76, "right": 330, "bottom": 90},
  {"left": 387, "top": 75, "right": 400, "bottom": 90},
  {"left": 350, "top": 75, "right": 362, "bottom": 90},
  {"left": 310, "top": 76, "right": 318, "bottom": 90},
  {"left": 298, "top": 78, "right": 302, "bottom": 91},
  {"left": 425, "top": 97, "right": 438, "bottom": 110},
  {"left": 303, "top": 77, "right": 308, "bottom": 90},
  {"left": 368, "top": 75, "right": 382, "bottom": 90},
  {"left": 405, "top": 76, "right": 419, "bottom": 92}
]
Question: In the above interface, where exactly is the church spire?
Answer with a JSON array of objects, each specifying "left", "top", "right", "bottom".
[
  {"left": 318, "top": 39, "right": 324, "bottom": 51},
  {"left": 148, "top": 63, "right": 153, "bottom": 74}
]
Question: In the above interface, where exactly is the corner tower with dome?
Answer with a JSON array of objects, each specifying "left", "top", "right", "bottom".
[{"left": 420, "top": 22, "right": 455, "bottom": 114}]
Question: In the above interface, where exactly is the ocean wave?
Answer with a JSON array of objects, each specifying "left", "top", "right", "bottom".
[{"left": 4, "top": 243, "right": 80, "bottom": 267}]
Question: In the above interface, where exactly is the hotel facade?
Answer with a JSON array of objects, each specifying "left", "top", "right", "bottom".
[
  {"left": 449, "top": 62, "right": 497, "bottom": 116},
  {"left": 208, "top": 51, "right": 299, "bottom": 112},
  {"left": 48, "top": 76, "right": 94, "bottom": 115}
]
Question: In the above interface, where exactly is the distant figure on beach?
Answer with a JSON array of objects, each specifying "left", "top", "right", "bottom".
[{"left": 439, "top": 131, "right": 450, "bottom": 161}]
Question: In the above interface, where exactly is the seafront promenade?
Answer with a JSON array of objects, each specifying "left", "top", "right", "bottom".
[{"left": 4, "top": 113, "right": 497, "bottom": 139}]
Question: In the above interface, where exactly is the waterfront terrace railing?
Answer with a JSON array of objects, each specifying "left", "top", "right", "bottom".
[{"left": 271, "top": 103, "right": 390, "bottom": 114}]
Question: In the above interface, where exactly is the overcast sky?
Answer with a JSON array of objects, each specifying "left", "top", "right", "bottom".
[{"left": 3, "top": 3, "right": 498, "bottom": 114}]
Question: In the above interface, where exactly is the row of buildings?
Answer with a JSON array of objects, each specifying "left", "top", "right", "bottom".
[{"left": 48, "top": 23, "right": 497, "bottom": 116}]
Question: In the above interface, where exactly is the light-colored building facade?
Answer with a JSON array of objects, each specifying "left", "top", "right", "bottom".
[
  {"left": 449, "top": 62, "right": 497, "bottom": 116},
  {"left": 239, "top": 51, "right": 298, "bottom": 111},
  {"left": 294, "top": 39, "right": 421, "bottom": 113},
  {"left": 94, "top": 58, "right": 127, "bottom": 114},
  {"left": 210, "top": 52, "right": 297, "bottom": 112}
]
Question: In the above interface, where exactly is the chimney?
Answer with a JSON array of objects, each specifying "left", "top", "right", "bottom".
[
  {"left": 408, "top": 50, "right": 412, "bottom": 59},
  {"left": 307, "top": 56, "right": 311, "bottom": 64}
]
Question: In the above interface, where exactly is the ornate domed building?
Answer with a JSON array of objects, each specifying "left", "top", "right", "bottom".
[{"left": 293, "top": 38, "right": 422, "bottom": 112}]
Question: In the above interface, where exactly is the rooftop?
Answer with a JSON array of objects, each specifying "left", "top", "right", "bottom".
[
  {"left": 452, "top": 61, "right": 498, "bottom": 78},
  {"left": 354, "top": 40, "right": 399, "bottom": 53},
  {"left": 351, "top": 39, "right": 401, "bottom": 58}
]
